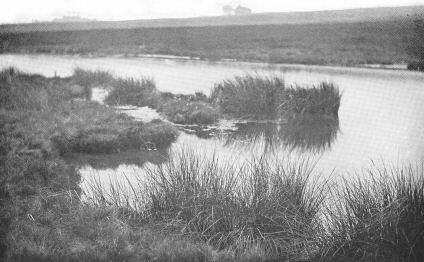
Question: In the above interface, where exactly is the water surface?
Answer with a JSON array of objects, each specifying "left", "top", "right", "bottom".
[{"left": 2, "top": 54, "right": 424, "bottom": 191}]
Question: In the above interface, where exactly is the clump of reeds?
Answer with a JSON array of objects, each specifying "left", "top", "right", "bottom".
[
  {"left": 281, "top": 82, "right": 341, "bottom": 116},
  {"left": 211, "top": 74, "right": 341, "bottom": 119},
  {"left": 210, "top": 74, "right": 286, "bottom": 119},
  {"left": 139, "top": 151, "right": 326, "bottom": 260},
  {"left": 322, "top": 164, "right": 424, "bottom": 262},
  {"left": 104, "top": 76, "right": 159, "bottom": 108},
  {"left": 72, "top": 68, "right": 115, "bottom": 87}
]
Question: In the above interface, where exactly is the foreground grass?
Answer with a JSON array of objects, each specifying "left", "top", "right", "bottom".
[
  {"left": 322, "top": 164, "right": 424, "bottom": 262},
  {"left": 3, "top": 137, "right": 424, "bottom": 261}
]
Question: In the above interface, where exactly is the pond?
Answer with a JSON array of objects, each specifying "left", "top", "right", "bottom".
[{"left": 1, "top": 54, "right": 424, "bottom": 194}]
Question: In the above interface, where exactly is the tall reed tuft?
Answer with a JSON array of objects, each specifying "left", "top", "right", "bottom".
[
  {"left": 211, "top": 74, "right": 341, "bottom": 119},
  {"left": 72, "top": 68, "right": 115, "bottom": 87},
  {"left": 210, "top": 74, "right": 286, "bottom": 119},
  {"left": 104, "top": 77, "right": 159, "bottom": 108},
  {"left": 281, "top": 82, "right": 341, "bottom": 116},
  {"left": 141, "top": 150, "right": 326, "bottom": 260}
]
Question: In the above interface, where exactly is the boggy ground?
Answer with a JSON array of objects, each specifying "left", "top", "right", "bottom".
[
  {"left": 1, "top": 68, "right": 423, "bottom": 262},
  {"left": 77, "top": 69, "right": 341, "bottom": 125}
]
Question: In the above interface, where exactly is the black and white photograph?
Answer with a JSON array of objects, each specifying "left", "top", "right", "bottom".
[{"left": 1, "top": 1, "right": 424, "bottom": 261}]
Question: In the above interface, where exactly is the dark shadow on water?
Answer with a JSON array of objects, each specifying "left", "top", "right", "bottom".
[
  {"left": 65, "top": 148, "right": 170, "bottom": 170},
  {"left": 177, "top": 115, "right": 340, "bottom": 154},
  {"left": 224, "top": 115, "right": 340, "bottom": 154}
]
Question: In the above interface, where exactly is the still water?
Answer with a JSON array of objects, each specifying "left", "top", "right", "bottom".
[{"left": 1, "top": 54, "right": 424, "bottom": 191}]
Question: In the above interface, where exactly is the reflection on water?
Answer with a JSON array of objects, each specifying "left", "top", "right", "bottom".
[
  {"left": 223, "top": 116, "right": 340, "bottom": 154},
  {"left": 66, "top": 148, "right": 170, "bottom": 170}
]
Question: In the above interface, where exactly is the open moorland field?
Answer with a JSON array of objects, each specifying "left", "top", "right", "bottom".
[{"left": 0, "top": 19, "right": 421, "bottom": 66}]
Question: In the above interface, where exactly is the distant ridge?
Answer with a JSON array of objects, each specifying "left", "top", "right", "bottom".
[{"left": 1, "top": 5, "right": 424, "bottom": 33}]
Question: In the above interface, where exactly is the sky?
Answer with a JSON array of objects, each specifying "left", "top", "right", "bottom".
[{"left": 1, "top": 0, "right": 424, "bottom": 24}]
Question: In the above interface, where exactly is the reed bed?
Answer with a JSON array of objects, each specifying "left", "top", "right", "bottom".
[
  {"left": 210, "top": 74, "right": 286, "bottom": 119},
  {"left": 211, "top": 74, "right": 341, "bottom": 119}
]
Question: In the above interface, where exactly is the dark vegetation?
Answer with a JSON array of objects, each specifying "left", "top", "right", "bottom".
[
  {"left": 211, "top": 74, "right": 341, "bottom": 120},
  {"left": 408, "top": 19, "right": 424, "bottom": 71},
  {"left": 80, "top": 152, "right": 424, "bottom": 262},
  {"left": 322, "top": 164, "right": 424, "bottom": 262},
  {"left": 1, "top": 69, "right": 423, "bottom": 261},
  {"left": 0, "top": 68, "right": 178, "bottom": 155},
  {"left": 73, "top": 69, "right": 220, "bottom": 125},
  {"left": 0, "top": 20, "right": 418, "bottom": 66},
  {"left": 75, "top": 70, "right": 341, "bottom": 124}
]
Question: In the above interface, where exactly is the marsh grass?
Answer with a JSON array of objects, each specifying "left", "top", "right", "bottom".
[
  {"left": 211, "top": 74, "right": 341, "bottom": 119},
  {"left": 322, "top": 163, "right": 424, "bottom": 262},
  {"left": 281, "top": 82, "right": 341, "bottom": 116},
  {"left": 104, "top": 76, "right": 159, "bottom": 108},
  {"left": 84, "top": 150, "right": 327, "bottom": 260},
  {"left": 0, "top": 68, "right": 179, "bottom": 155},
  {"left": 71, "top": 68, "right": 220, "bottom": 125},
  {"left": 0, "top": 67, "right": 79, "bottom": 111},
  {"left": 72, "top": 67, "right": 115, "bottom": 87},
  {"left": 211, "top": 74, "right": 286, "bottom": 119}
]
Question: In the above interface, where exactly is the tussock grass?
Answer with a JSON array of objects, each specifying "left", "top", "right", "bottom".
[
  {"left": 281, "top": 82, "right": 341, "bottom": 116},
  {"left": 0, "top": 68, "right": 179, "bottom": 156},
  {"left": 86, "top": 150, "right": 327, "bottom": 260},
  {"left": 50, "top": 102, "right": 178, "bottom": 154},
  {"left": 211, "top": 74, "right": 341, "bottom": 119},
  {"left": 0, "top": 67, "right": 88, "bottom": 111},
  {"left": 73, "top": 68, "right": 219, "bottom": 125},
  {"left": 104, "top": 76, "right": 159, "bottom": 108},
  {"left": 72, "top": 67, "right": 115, "bottom": 87},
  {"left": 211, "top": 74, "right": 286, "bottom": 119},
  {"left": 322, "top": 163, "right": 424, "bottom": 262}
]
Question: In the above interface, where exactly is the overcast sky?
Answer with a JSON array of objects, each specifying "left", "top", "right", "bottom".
[{"left": 1, "top": 0, "right": 423, "bottom": 24}]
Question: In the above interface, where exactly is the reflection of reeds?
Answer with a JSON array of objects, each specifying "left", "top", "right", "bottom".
[
  {"left": 68, "top": 148, "right": 171, "bottom": 170},
  {"left": 225, "top": 115, "right": 339, "bottom": 154}
]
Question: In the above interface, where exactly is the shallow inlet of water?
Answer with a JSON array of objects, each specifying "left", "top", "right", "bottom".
[{"left": 1, "top": 54, "right": 424, "bottom": 194}]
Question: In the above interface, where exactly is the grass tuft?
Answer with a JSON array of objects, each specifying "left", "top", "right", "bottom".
[
  {"left": 322, "top": 164, "right": 424, "bottom": 262},
  {"left": 211, "top": 74, "right": 341, "bottom": 119},
  {"left": 211, "top": 74, "right": 286, "bottom": 119},
  {"left": 140, "top": 151, "right": 326, "bottom": 260}
]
